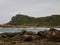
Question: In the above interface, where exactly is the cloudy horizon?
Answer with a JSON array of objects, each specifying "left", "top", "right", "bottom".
[{"left": 0, "top": 0, "right": 60, "bottom": 24}]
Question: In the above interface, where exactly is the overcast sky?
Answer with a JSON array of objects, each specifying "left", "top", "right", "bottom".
[{"left": 0, "top": 0, "right": 60, "bottom": 24}]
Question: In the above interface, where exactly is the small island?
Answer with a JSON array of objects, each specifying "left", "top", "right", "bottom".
[{"left": 0, "top": 14, "right": 60, "bottom": 28}]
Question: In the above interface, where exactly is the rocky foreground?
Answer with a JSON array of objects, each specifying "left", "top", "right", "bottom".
[{"left": 0, "top": 28, "right": 60, "bottom": 45}]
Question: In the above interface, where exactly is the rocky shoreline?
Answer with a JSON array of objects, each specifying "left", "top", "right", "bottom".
[
  {"left": 0, "top": 28, "right": 60, "bottom": 45},
  {"left": 0, "top": 25, "right": 60, "bottom": 28}
]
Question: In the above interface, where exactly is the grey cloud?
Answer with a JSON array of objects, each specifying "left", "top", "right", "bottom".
[{"left": 0, "top": 0, "right": 60, "bottom": 24}]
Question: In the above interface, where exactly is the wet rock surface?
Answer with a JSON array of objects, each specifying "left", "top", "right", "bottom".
[{"left": 0, "top": 28, "right": 60, "bottom": 45}]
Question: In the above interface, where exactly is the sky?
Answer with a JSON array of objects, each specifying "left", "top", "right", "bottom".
[{"left": 0, "top": 0, "right": 60, "bottom": 24}]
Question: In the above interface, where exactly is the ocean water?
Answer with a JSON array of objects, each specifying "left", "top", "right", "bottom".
[{"left": 0, "top": 27, "right": 60, "bottom": 33}]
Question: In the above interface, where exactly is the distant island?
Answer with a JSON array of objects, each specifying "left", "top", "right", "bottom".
[{"left": 0, "top": 14, "right": 60, "bottom": 28}]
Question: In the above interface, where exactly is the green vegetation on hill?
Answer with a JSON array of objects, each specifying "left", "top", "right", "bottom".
[{"left": 7, "top": 14, "right": 60, "bottom": 27}]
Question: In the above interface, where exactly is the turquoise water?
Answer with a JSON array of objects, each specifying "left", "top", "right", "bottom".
[{"left": 0, "top": 27, "right": 60, "bottom": 33}]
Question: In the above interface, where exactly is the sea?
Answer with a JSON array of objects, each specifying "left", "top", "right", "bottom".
[{"left": 0, "top": 27, "right": 60, "bottom": 33}]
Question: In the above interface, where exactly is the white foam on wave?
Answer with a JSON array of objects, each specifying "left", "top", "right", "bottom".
[{"left": 0, "top": 32, "right": 4, "bottom": 33}]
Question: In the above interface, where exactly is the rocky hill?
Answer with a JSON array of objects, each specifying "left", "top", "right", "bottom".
[{"left": 6, "top": 14, "right": 60, "bottom": 27}]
